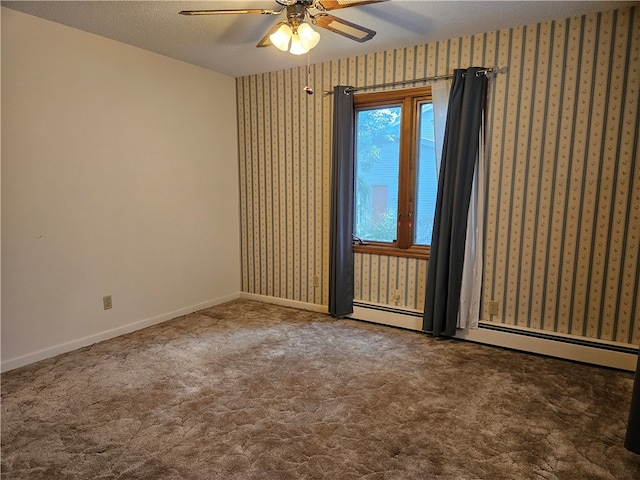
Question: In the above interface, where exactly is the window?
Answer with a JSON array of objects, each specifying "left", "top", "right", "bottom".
[{"left": 354, "top": 87, "right": 437, "bottom": 259}]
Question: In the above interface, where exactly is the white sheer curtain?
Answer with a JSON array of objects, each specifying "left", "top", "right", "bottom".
[
  {"left": 457, "top": 125, "right": 484, "bottom": 330},
  {"left": 430, "top": 77, "right": 484, "bottom": 331}
]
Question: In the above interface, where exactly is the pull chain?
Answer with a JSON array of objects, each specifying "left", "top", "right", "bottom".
[{"left": 304, "top": 52, "right": 314, "bottom": 95}]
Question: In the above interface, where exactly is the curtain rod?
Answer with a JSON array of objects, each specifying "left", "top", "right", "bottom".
[{"left": 323, "top": 67, "right": 497, "bottom": 96}]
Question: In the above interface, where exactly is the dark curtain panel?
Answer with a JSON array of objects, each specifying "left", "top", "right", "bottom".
[
  {"left": 328, "top": 86, "right": 355, "bottom": 317},
  {"left": 625, "top": 353, "right": 640, "bottom": 453},
  {"left": 423, "top": 67, "right": 487, "bottom": 337}
]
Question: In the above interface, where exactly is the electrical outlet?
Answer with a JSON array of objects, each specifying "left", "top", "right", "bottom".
[
  {"left": 103, "top": 295, "right": 113, "bottom": 310},
  {"left": 313, "top": 275, "right": 320, "bottom": 288},
  {"left": 488, "top": 300, "right": 499, "bottom": 316}
]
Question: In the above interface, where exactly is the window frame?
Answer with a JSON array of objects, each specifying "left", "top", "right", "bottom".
[{"left": 353, "top": 86, "right": 434, "bottom": 260}]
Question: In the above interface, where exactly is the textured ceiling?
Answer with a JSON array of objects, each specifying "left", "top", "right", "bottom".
[{"left": 2, "top": 1, "right": 635, "bottom": 77}]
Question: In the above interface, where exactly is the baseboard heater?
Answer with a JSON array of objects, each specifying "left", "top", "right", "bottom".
[
  {"left": 353, "top": 301, "right": 422, "bottom": 317},
  {"left": 350, "top": 301, "right": 638, "bottom": 371},
  {"left": 479, "top": 322, "right": 638, "bottom": 355}
]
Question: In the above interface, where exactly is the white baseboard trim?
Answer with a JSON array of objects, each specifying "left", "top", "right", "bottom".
[
  {"left": 1, "top": 292, "right": 241, "bottom": 373},
  {"left": 11, "top": 294, "right": 631, "bottom": 373},
  {"left": 239, "top": 292, "right": 328, "bottom": 314},
  {"left": 349, "top": 303, "right": 638, "bottom": 372}
]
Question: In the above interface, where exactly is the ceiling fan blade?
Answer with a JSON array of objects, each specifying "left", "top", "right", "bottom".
[
  {"left": 313, "top": 13, "right": 376, "bottom": 42},
  {"left": 256, "top": 22, "right": 287, "bottom": 48},
  {"left": 179, "top": 9, "right": 278, "bottom": 16},
  {"left": 314, "top": 0, "right": 388, "bottom": 11}
]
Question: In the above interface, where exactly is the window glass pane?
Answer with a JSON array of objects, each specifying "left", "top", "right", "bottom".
[
  {"left": 414, "top": 102, "right": 437, "bottom": 245},
  {"left": 354, "top": 106, "right": 401, "bottom": 243}
]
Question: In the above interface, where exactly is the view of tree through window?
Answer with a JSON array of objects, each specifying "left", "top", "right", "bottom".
[
  {"left": 355, "top": 106, "right": 401, "bottom": 243},
  {"left": 354, "top": 87, "right": 437, "bottom": 257}
]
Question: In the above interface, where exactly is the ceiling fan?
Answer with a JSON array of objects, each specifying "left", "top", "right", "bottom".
[{"left": 179, "top": 0, "right": 389, "bottom": 55}]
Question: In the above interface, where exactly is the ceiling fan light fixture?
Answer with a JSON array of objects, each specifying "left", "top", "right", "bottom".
[
  {"left": 297, "top": 23, "right": 320, "bottom": 50},
  {"left": 180, "top": 0, "right": 387, "bottom": 53},
  {"left": 289, "top": 32, "right": 308, "bottom": 55},
  {"left": 270, "top": 23, "right": 292, "bottom": 51}
]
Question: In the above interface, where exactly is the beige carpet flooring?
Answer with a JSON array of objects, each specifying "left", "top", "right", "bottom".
[{"left": 2, "top": 299, "right": 640, "bottom": 479}]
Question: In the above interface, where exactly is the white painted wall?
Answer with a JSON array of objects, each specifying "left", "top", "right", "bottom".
[{"left": 1, "top": 8, "right": 241, "bottom": 371}]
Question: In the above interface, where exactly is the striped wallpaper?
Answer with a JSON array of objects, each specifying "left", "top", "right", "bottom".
[{"left": 236, "top": 6, "right": 640, "bottom": 346}]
